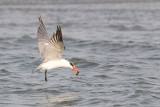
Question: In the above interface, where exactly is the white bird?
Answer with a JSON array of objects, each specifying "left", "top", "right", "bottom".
[{"left": 32, "top": 16, "right": 79, "bottom": 81}]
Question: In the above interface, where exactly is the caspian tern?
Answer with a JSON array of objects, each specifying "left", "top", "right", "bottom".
[{"left": 32, "top": 16, "right": 79, "bottom": 81}]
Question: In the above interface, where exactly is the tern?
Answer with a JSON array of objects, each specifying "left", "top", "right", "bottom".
[{"left": 32, "top": 16, "right": 79, "bottom": 81}]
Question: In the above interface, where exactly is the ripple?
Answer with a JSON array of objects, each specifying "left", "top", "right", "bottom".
[
  {"left": 36, "top": 88, "right": 62, "bottom": 94},
  {"left": 76, "top": 41, "right": 100, "bottom": 47},
  {"left": 130, "top": 25, "right": 146, "bottom": 31},
  {"left": 152, "top": 95, "right": 160, "bottom": 99},
  {"left": 70, "top": 57, "right": 99, "bottom": 68},
  {"left": 108, "top": 24, "right": 147, "bottom": 31},
  {"left": 0, "top": 69, "right": 11, "bottom": 76},
  {"left": 135, "top": 90, "right": 145, "bottom": 95},
  {"left": 13, "top": 89, "right": 33, "bottom": 94},
  {"left": 147, "top": 76, "right": 159, "bottom": 80},
  {"left": 93, "top": 74, "right": 109, "bottom": 79},
  {"left": 109, "top": 24, "right": 128, "bottom": 31},
  {"left": 133, "top": 79, "right": 154, "bottom": 86},
  {"left": 0, "top": 69, "right": 10, "bottom": 73},
  {"left": 16, "top": 35, "right": 35, "bottom": 44}
]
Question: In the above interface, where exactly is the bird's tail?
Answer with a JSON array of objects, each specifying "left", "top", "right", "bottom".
[{"left": 32, "top": 65, "right": 43, "bottom": 73}]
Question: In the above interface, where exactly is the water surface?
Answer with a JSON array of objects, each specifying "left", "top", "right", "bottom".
[{"left": 0, "top": 1, "right": 160, "bottom": 107}]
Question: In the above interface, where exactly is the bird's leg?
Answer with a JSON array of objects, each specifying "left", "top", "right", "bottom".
[{"left": 45, "top": 70, "right": 47, "bottom": 82}]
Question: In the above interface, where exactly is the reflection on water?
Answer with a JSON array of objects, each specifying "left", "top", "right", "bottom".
[{"left": 39, "top": 94, "right": 80, "bottom": 107}]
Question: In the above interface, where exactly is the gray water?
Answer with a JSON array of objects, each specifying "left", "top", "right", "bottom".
[{"left": 0, "top": 1, "right": 160, "bottom": 107}]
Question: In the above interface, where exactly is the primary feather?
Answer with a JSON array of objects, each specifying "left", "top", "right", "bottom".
[{"left": 37, "top": 16, "right": 65, "bottom": 62}]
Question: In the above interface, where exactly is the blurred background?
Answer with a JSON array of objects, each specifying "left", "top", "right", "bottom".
[{"left": 0, "top": 0, "right": 160, "bottom": 107}]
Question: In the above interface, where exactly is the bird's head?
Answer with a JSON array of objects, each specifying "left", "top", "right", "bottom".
[{"left": 69, "top": 62, "right": 79, "bottom": 76}]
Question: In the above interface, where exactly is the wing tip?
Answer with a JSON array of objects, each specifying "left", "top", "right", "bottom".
[
  {"left": 57, "top": 25, "right": 61, "bottom": 30},
  {"left": 56, "top": 25, "right": 62, "bottom": 33},
  {"left": 56, "top": 25, "right": 63, "bottom": 42},
  {"left": 38, "top": 16, "right": 44, "bottom": 25},
  {"left": 39, "top": 16, "right": 42, "bottom": 21}
]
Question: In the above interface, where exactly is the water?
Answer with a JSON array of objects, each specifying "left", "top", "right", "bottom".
[{"left": 0, "top": 1, "right": 160, "bottom": 107}]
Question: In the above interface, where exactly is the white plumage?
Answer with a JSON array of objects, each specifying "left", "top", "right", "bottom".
[{"left": 32, "top": 16, "right": 79, "bottom": 81}]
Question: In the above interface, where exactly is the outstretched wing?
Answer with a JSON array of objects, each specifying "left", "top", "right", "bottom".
[{"left": 37, "top": 16, "right": 65, "bottom": 62}]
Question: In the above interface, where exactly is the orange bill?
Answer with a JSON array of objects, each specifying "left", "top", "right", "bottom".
[{"left": 72, "top": 66, "right": 79, "bottom": 76}]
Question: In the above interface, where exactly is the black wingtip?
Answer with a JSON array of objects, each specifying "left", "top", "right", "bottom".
[
  {"left": 39, "top": 16, "right": 42, "bottom": 21},
  {"left": 56, "top": 25, "right": 62, "bottom": 35},
  {"left": 50, "top": 25, "right": 63, "bottom": 44},
  {"left": 57, "top": 25, "right": 61, "bottom": 30},
  {"left": 57, "top": 25, "right": 63, "bottom": 42}
]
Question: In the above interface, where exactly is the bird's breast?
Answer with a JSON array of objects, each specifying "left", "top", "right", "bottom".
[{"left": 41, "top": 59, "right": 69, "bottom": 70}]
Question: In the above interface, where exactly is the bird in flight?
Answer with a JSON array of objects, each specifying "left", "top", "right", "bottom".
[{"left": 32, "top": 16, "right": 79, "bottom": 81}]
